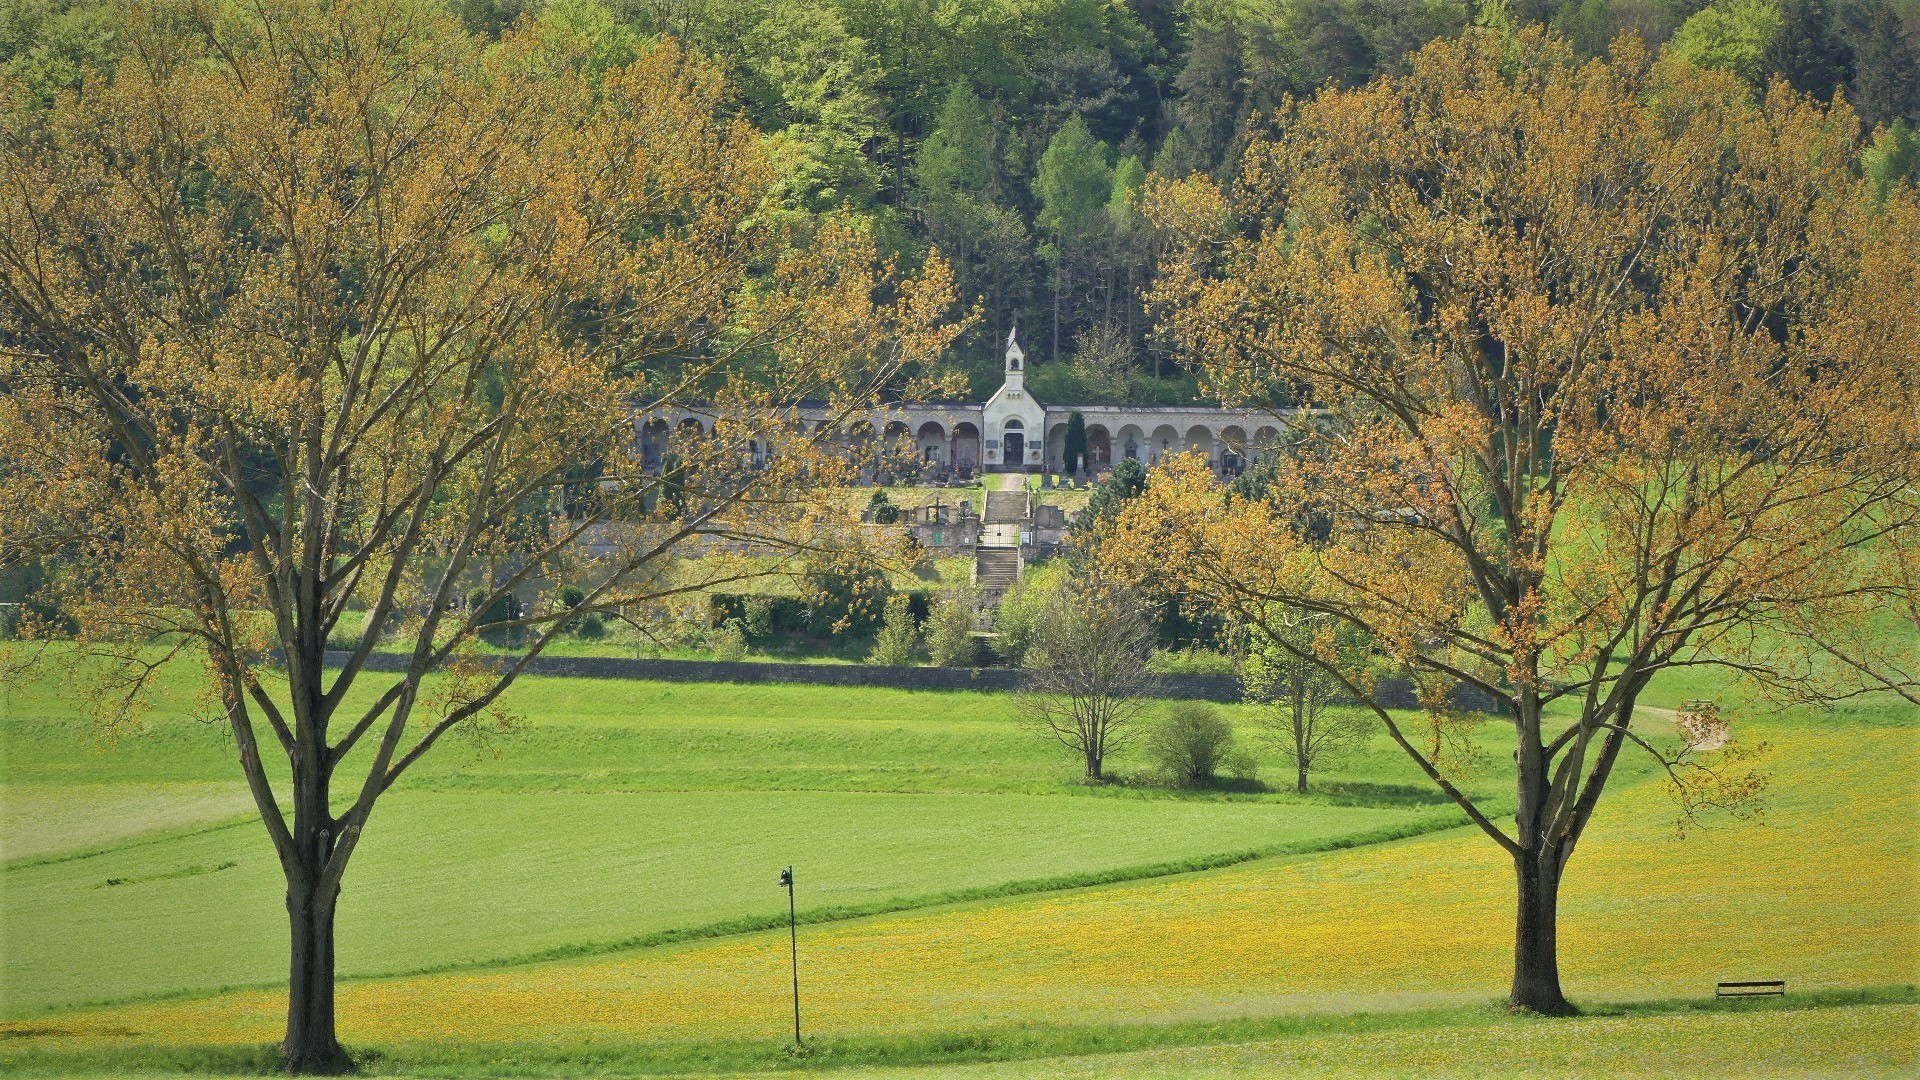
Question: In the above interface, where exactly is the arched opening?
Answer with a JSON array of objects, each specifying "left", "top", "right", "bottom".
[
  {"left": 881, "top": 420, "right": 912, "bottom": 478},
  {"left": 1117, "top": 424, "right": 1145, "bottom": 462},
  {"left": 1220, "top": 425, "right": 1248, "bottom": 476},
  {"left": 916, "top": 420, "right": 948, "bottom": 465},
  {"left": 641, "top": 418, "right": 670, "bottom": 472},
  {"left": 952, "top": 422, "right": 981, "bottom": 473},
  {"left": 1085, "top": 425, "right": 1112, "bottom": 470},
  {"left": 1185, "top": 425, "right": 1215, "bottom": 469},
  {"left": 675, "top": 418, "right": 706, "bottom": 461},
  {"left": 1001, "top": 417, "right": 1025, "bottom": 469},
  {"left": 1150, "top": 424, "right": 1180, "bottom": 465},
  {"left": 1045, "top": 421, "right": 1069, "bottom": 473}
]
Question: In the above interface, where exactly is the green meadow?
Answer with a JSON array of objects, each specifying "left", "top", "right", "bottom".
[{"left": 1, "top": 649, "right": 1913, "bottom": 1078}]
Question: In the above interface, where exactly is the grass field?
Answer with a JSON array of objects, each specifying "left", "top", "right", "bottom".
[{"left": 1, "top": 646, "right": 1914, "bottom": 1077}]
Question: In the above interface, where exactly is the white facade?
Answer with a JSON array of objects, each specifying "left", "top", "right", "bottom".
[
  {"left": 637, "top": 326, "right": 1289, "bottom": 476},
  {"left": 980, "top": 327, "right": 1047, "bottom": 470}
]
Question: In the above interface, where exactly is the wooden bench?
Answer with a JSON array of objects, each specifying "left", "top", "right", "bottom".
[{"left": 1716, "top": 980, "right": 1785, "bottom": 998}]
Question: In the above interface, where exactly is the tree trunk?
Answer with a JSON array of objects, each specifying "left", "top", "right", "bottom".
[
  {"left": 1296, "top": 759, "right": 1308, "bottom": 794},
  {"left": 1509, "top": 851, "right": 1575, "bottom": 1015},
  {"left": 284, "top": 880, "right": 345, "bottom": 1073}
]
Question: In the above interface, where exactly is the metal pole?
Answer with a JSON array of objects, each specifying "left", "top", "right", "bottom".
[{"left": 784, "top": 866, "right": 801, "bottom": 1044}]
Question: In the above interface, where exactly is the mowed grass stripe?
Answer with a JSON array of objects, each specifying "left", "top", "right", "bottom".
[
  {"left": 0, "top": 790, "right": 1447, "bottom": 1017},
  {"left": 818, "top": 999, "right": 1920, "bottom": 1079},
  {"left": 0, "top": 783, "right": 258, "bottom": 865},
  {"left": 11, "top": 720, "right": 1904, "bottom": 1050},
  {"left": 2, "top": 666, "right": 1508, "bottom": 800}
]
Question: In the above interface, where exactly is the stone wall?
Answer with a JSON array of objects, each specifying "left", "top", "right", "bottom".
[{"left": 322, "top": 651, "right": 1497, "bottom": 711}]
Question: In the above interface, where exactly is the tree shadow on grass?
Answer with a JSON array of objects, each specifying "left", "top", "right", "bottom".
[{"left": 1307, "top": 780, "right": 1458, "bottom": 807}]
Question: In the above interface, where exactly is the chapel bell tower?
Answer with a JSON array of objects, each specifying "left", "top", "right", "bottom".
[{"left": 1003, "top": 323, "right": 1025, "bottom": 393}]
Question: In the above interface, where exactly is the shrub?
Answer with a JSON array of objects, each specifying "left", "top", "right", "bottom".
[
  {"left": 1145, "top": 701, "right": 1236, "bottom": 787},
  {"left": 573, "top": 613, "right": 607, "bottom": 640},
  {"left": 803, "top": 552, "right": 892, "bottom": 637},
  {"left": 1149, "top": 646, "right": 1237, "bottom": 675},
  {"left": 868, "top": 594, "right": 921, "bottom": 666},
  {"left": 554, "top": 584, "right": 586, "bottom": 610},
  {"left": 925, "top": 593, "right": 977, "bottom": 667},
  {"left": 741, "top": 595, "right": 776, "bottom": 641},
  {"left": 991, "top": 560, "right": 1069, "bottom": 664},
  {"left": 710, "top": 619, "right": 748, "bottom": 661},
  {"left": 708, "top": 594, "right": 808, "bottom": 635},
  {"left": 467, "top": 590, "right": 525, "bottom": 649}
]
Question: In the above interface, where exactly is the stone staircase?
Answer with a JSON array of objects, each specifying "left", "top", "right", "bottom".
[
  {"left": 983, "top": 489, "right": 1028, "bottom": 524},
  {"left": 974, "top": 546, "right": 1021, "bottom": 591}
]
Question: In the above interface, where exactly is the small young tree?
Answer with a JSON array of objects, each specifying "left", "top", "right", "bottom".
[
  {"left": 803, "top": 544, "right": 894, "bottom": 637},
  {"left": 1242, "top": 613, "right": 1373, "bottom": 793},
  {"left": 925, "top": 590, "right": 979, "bottom": 667},
  {"left": 1145, "top": 700, "right": 1236, "bottom": 786},
  {"left": 991, "top": 560, "right": 1067, "bottom": 664},
  {"left": 1016, "top": 577, "right": 1159, "bottom": 781},
  {"left": 868, "top": 593, "right": 921, "bottom": 665},
  {"left": 866, "top": 488, "right": 901, "bottom": 524},
  {"left": 1076, "top": 455, "right": 1147, "bottom": 533},
  {"left": 710, "top": 620, "right": 749, "bottom": 662},
  {"left": 741, "top": 595, "right": 777, "bottom": 641}
]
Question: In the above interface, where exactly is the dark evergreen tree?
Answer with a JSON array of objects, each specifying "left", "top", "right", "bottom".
[
  {"left": 1063, "top": 411, "right": 1088, "bottom": 474},
  {"left": 1842, "top": 0, "right": 1920, "bottom": 126},
  {"left": 1768, "top": 0, "right": 1854, "bottom": 101}
]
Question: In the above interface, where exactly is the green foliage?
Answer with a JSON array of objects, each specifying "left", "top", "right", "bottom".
[
  {"left": 467, "top": 590, "right": 525, "bottom": 649},
  {"left": 710, "top": 619, "right": 749, "bottom": 662},
  {"left": 916, "top": 84, "right": 995, "bottom": 200},
  {"left": 991, "top": 560, "right": 1070, "bottom": 664},
  {"left": 1766, "top": 0, "right": 1850, "bottom": 99},
  {"left": 867, "top": 488, "right": 902, "bottom": 524},
  {"left": 709, "top": 593, "right": 809, "bottom": 639},
  {"left": 803, "top": 556, "right": 893, "bottom": 637},
  {"left": 1035, "top": 116, "right": 1113, "bottom": 246},
  {"left": 0, "top": 0, "right": 118, "bottom": 107},
  {"left": 728, "top": 0, "right": 887, "bottom": 212},
  {"left": 554, "top": 584, "right": 586, "bottom": 610},
  {"left": 1024, "top": 365, "right": 1205, "bottom": 405},
  {"left": 0, "top": 560, "right": 75, "bottom": 638},
  {"left": 925, "top": 592, "right": 979, "bottom": 667},
  {"left": 1079, "top": 455, "right": 1147, "bottom": 530},
  {"left": 1844, "top": 0, "right": 1920, "bottom": 128},
  {"left": 1669, "top": 0, "right": 1785, "bottom": 88},
  {"left": 1864, "top": 118, "right": 1920, "bottom": 194},
  {"left": 1063, "top": 411, "right": 1088, "bottom": 474},
  {"left": 533, "top": 0, "right": 643, "bottom": 74},
  {"left": 741, "top": 595, "right": 777, "bottom": 640},
  {"left": 1144, "top": 701, "right": 1238, "bottom": 786},
  {"left": 868, "top": 594, "right": 922, "bottom": 665}
]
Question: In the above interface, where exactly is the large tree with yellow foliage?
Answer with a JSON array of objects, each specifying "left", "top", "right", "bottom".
[
  {"left": 0, "top": 0, "right": 958, "bottom": 1069},
  {"left": 1110, "top": 29, "right": 1920, "bottom": 1014}
]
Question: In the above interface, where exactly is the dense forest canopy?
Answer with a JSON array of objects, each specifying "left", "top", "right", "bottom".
[{"left": 6, "top": 0, "right": 1916, "bottom": 403}]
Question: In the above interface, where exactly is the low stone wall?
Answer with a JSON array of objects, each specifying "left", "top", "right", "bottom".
[{"left": 323, "top": 651, "right": 1496, "bottom": 710}]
